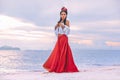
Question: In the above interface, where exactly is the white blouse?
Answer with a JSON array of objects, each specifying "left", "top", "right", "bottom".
[{"left": 55, "top": 25, "right": 70, "bottom": 36}]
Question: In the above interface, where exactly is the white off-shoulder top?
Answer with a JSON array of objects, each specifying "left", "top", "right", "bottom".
[{"left": 55, "top": 24, "right": 70, "bottom": 36}]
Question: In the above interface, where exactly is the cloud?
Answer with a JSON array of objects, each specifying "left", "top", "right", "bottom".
[
  {"left": 1, "top": 0, "right": 120, "bottom": 26},
  {"left": 78, "top": 20, "right": 120, "bottom": 38},
  {"left": 71, "top": 39, "right": 93, "bottom": 46},
  {"left": 0, "top": 14, "right": 56, "bottom": 50},
  {"left": 105, "top": 41, "right": 120, "bottom": 47},
  {"left": 0, "top": 15, "right": 55, "bottom": 40},
  {"left": 0, "top": 0, "right": 120, "bottom": 50},
  {"left": 69, "top": 0, "right": 120, "bottom": 15},
  {"left": 0, "top": 14, "right": 96, "bottom": 50}
]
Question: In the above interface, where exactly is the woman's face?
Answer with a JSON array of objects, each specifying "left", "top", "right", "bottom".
[{"left": 60, "top": 11, "right": 67, "bottom": 20}]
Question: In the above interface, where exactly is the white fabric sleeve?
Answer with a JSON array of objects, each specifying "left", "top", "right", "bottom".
[
  {"left": 55, "top": 27, "right": 59, "bottom": 35},
  {"left": 63, "top": 25, "right": 70, "bottom": 35}
]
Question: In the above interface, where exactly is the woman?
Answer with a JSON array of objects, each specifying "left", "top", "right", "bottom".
[{"left": 43, "top": 7, "right": 79, "bottom": 73}]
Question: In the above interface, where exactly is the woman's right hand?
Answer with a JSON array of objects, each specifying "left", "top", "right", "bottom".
[{"left": 57, "top": 23, "right": 61, "bottom": 27}]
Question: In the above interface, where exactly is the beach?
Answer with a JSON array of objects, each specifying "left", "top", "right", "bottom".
[
  {"left": 1, "top": 66, "right": 120, "bottom": 80},
  {"left": 0, "top": 50, "right": 120, "bottom": 80}
]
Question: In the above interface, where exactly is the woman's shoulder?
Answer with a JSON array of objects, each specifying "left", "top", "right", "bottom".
[
  {"left": 66, "top": 20, "right": 70, "bottom": 27},
  {"left": 66, "top": 20, "right": 70, "bottom": 23}
]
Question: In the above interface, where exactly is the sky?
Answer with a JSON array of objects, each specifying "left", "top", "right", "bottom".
[{"left": 0, "top": 0, "right": 120, "bottom": 50}]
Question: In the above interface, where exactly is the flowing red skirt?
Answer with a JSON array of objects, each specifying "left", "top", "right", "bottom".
[{"left": 43, "top": 34, "right": 79, "bottom": 73}]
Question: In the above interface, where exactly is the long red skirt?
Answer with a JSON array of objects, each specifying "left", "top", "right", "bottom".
[{"left": 43, "top": 34, "right": 79, "bottom": 73}]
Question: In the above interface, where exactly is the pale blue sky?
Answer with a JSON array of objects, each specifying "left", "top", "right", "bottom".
[{"left": 0, "top": 0, "right": 120, "bottom": 50}]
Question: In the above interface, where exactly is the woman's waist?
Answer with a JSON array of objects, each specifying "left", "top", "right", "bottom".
[{"left": 58, "top": 34, "right": 67, "bottom": 37}]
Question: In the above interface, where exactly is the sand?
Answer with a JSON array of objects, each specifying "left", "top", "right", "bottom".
[{"left": 0, "top": 66, "right": 120, "bottom": 80}]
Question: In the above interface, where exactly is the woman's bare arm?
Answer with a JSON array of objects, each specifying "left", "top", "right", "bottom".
[{"left": 66, "top": 20, "right": 70, "bottom": 27}]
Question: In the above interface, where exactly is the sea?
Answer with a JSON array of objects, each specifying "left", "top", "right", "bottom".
[{"left": 0, "top": 49, "right": 120, "bottom": 73}]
